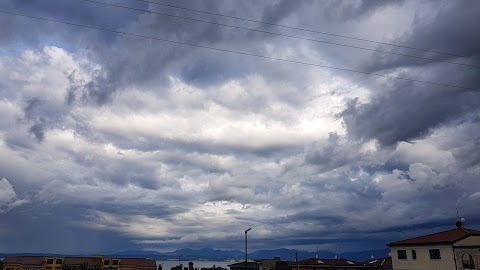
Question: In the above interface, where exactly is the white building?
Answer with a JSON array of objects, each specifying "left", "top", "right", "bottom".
[{"left": 388, "top": 224, "right": 480, "bottom": 270}]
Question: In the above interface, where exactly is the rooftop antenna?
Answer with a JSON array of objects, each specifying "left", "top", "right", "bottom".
[{"left": 456, "top": 209, "right": 466, "bottom": 228}]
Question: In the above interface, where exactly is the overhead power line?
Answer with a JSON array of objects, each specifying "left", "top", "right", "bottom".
[
  {"left": 78, "top": 0, "right": 480, "bottom": 69},
  {"left": 130, "top": 0, "right": 479, "bottom": 61},
  {"left": 0, "top": 9, "right": 478, "bottom": 92}
]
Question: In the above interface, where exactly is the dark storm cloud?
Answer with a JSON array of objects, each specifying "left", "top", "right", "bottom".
[
  {"left": 62, "top": 0, "right": 402, "bottom": 106},
  {"left": 447, "top": 121, "right": 480, "bottom": 169},
  {"left": 341, "top": 80, "right": 480, "bottom": 146},
  {"left": 24, "top": 97, "right": 46, "bottom": 141},
  {"left": 340, "top": 0, "right": 480, "bottom": 146},
  {"left": 0, "top": 0, "right": 143, "bottom": 52},
  {"left": 15, "top": 94, "right": 72, "bottom": 144},
  {"left": 318, "top": 0, "right": 403, "bottom": 22},
  {"left": 400, "top": 1, "right": 480, "bottom": 61},
  {"left": 261, "top": 0, "right": 301, "bottom": 24},
  {"left": 304, "top": 133, "right": 362, "bottom": 172}
]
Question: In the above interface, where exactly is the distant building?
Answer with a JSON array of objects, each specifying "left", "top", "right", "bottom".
[
  {"left": 288, "top": 257, "right": 392, "bottom": 270},
  {"left": 362, "top": 257, "right": 392, "bottom": 270},
  {"left": 2, "top": 256, "right": 156, "bottom": 270},
  {"left": 228, "top": 257, "right": 284, "bottom": 270},
  {"left": 388, "top": 225, "right": 480, "bottom": 270},
  {"left": 289, "top": 258, "right": 363, "bottom": 270},
  {"left": 228, "top": 261, "right": 262, "bottom": 270},
  {"left": 199, "top": 266, "right": 227, "bottom": 270}
]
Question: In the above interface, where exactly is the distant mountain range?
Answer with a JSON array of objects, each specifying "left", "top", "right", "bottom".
[{"left": 1, "top": 248, "right": 390, "bottom": 262}]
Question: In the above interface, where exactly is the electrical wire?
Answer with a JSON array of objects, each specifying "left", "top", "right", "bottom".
[
  {"left": 130, "top": 0, "right": 480, "bottom": 61},
  {"left": 78, "top": 0, "right": 480, "bottom": 69},
  {"left": 0, "top": 9, "right": 477, "bottom": 92}
]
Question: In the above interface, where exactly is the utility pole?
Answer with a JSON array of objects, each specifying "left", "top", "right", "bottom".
[
  {"left": 245, "top": 228, "right": 252, "bottom": 270},
  {"left": 296, "top": 252, "right": 299, "bottom": 270}
]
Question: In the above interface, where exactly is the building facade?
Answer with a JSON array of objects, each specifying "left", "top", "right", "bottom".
[
  {"left": 388, "top": 226, "right": 480, "bottom": 270},
  {"left": 228, "top": 257, "right": 284, "bottom": 270},
  {"left": 2, "top": 256, "right": 156, "bottom": 270},
  {"left": 228, "top": 261, "right": 262, "bottom": 270},
  {"left": 288, "top": 257, "right": 392, "bottom": 270}
]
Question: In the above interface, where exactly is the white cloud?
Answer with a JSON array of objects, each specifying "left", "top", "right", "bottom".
[{"left": 0, "top": 178, "right": 29, "bottom": 213}]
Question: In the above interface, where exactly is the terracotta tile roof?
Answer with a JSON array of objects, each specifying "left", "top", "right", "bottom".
[
  {"left": 294, "top": 258, "right": 361, "bottom": 267},
  {"left": 363, "top": 257, "right": 392, "bottom": 268},
  {"left": 388, "top": 227, "right": 480, "bottom": 246},
  {"left": 63, "top": 257, "right": 103, "bottom": 266},
  {"left": 3, "top": 256, "right": 45, "bottom": 266},
  {"left": 119, "top": 258, "right": 156, "bottom": 268}
]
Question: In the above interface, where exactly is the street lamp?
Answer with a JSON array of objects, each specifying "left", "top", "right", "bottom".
[{"left": 245, "top": 228, "right": 252, "bottom": 270}]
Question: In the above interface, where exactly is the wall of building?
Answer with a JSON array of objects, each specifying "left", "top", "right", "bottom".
[
  {"left": 4, "top": 257, "right": 156, "bottom": 270},
  {"left": 453, "top": 235, "right": 480, "bottom": 270},
  {"left": 454, "top": 236, "right": 480, "bottom": 247},
  {"left": 44, "top": 257, "right": 63, "bottom": 270},
  {"left": 453, "top": 248, "right": 480, "bottom": 270},
  {"left": 390, "top": 245, "right": 456, "bottom": 270}
]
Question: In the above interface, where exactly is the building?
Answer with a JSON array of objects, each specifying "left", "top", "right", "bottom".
[
  {"left": 228, "top": 261, "right": 262, "bottom": 270},
  {"left": 228, "top": 257, "right": 284, "bottom": 270},
  {"left": 259, "top": 257, "right": 283, "bottom": 270},
  {"left": 288, "top": 258, "right": 364, "bottom": 270},
  {"left": 362, "top": 257, "right": 392, "bottom": 270},
  {"left": 387, "top": 224, "right": 480, "bottom": 270},
  {"left": 2, "top": 256, "right": 156, "bottom": 270},
  {"left": 2, "top": 256, "right": 45, "bottom": 270}
]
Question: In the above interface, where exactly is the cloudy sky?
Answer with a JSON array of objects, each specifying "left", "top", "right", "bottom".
[{"left": 1, "top": 0, "right": 480, "bottom": 254}]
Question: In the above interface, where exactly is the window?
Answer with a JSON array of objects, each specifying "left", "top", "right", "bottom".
[
  {"left": 56, "top": 259, "right": 63, "bottom": 264},
  {"left": 47, "top": 259, "right": 54, "bottom": 265},
  {"left": 462, "top": 253, "right": 476, "bottom": 270},
  {"left": 429, "top": 249, "right": 441, "bottom": 259},
  {"left": 104, "top": 260, "right": 111, "bottom": 266},
  {"left": 112, "top": 260, "right": 119, "bottom": 266},
  {"left": 412, "top": 250, "right": 417, "bottom": 260},
  {"left": 397, "top": 250, "right": 407, "bottom": 259}
]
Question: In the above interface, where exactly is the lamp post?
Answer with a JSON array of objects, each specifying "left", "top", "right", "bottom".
[{"left": 245, "top": 228, "right": 252, "bottom": 270}]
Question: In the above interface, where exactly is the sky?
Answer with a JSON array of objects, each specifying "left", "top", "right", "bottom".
[{"left": 0, "top": 0, "right": 480, "bottom": 255}]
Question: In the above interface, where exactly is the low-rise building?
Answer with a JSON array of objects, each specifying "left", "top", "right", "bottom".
[
  {"left": 228, "top": 261, "right": 262, "bottom": 270},
  {"left": 2, "top": 256, "right": 45, "bottom": 270},
  {"left": 2, "top": 256, "right": 156, "bottom": 270},
  {"left": 387, "top": 224, "right": 480, "bottom": 270},
  {"left": 228, "top": 257, "right": 284, "bottom": 270},
  {"left": 362, "top": 257, "right": 392, "bottom": 270},
  {"left": 288, "top": 258, "right": 364, "bottom": 270}
]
